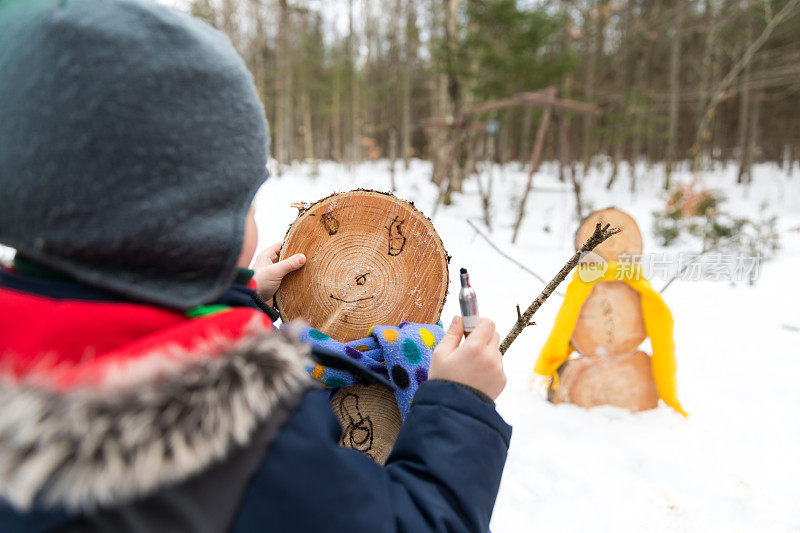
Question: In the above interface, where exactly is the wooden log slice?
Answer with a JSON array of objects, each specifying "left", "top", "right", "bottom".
[
  {"left": 575, "top": 207, "right": 643, "bottom": 262},
  {"left": 550, "top": 351, "right": 659, "bottom": 412},
  {"left": 570, "top": 280, "right": 647, "bottom": 357},
  {"left": 331, "top": 384, "right": 403, "bottom": 465},
  {"left": 276, "top": 191, "right": 449, "bottom": 342}
]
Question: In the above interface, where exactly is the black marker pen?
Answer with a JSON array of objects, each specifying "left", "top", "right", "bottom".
[{"left": 459, "top": 268, "right": 479, "bottom": 335}]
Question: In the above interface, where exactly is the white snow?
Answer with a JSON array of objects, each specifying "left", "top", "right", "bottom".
[{"left": 254, "top": 158, "right": 800, "bottom": 532}]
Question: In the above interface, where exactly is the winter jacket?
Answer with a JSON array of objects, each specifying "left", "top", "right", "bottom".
[{"left": 0, "top": 267, "right": 512, "bottom": 532}]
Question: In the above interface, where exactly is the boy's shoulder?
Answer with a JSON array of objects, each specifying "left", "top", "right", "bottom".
[{"left": 0, "top": 293, "right": 315, "bottom": 526}]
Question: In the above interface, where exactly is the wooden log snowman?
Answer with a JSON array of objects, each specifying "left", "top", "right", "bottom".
[{"left": 535, "top": 208, "right": 686, "bottom": 415}]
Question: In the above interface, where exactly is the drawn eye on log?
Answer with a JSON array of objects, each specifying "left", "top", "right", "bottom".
[
  {"left": 355, "top": 273, "right": 369, "bottom": 285},
  {"left": 338, "top": 392, "right": 374, "bottom": 455},
  {"left": 387, "top": 216, "right": 406, "bottom": 256},
  {"left": 321, "top": 212, "right": 340, "bottom": 235}
]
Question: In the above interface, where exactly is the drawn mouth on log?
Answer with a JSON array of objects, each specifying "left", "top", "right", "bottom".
[{"left": 329, "top": 294, "right": 375, "bottom": 304}]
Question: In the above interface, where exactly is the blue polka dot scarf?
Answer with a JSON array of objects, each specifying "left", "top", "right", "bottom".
[{"left": 292, "top": 322, "right": 445, "bottom": 420}]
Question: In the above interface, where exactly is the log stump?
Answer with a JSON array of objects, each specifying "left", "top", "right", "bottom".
[
  {"left": 330, "top": 384, "right": 403, "bottom": 465},
  {"left": 276, "top": 190, "right": 449, "bottom": 342},
  {"left": 550, "top": 351, "right": 659, "bottom": 412},
  {"left": 575, "top": 207, "right": 643, "bottom": 262},
  {"left": 570, "top": 280, "right": 647, "bottom": 357}
]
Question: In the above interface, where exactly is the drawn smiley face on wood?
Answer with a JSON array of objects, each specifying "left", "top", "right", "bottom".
[{"left": 276, "top": 190, "right": 449, "bottom": 342}]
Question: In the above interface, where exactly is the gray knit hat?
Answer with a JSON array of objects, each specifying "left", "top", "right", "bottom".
[{"left": 0, "top": 0, "right": 269, "bottom": 309}]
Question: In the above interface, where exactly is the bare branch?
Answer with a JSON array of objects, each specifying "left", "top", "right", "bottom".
[
  {"left": 515, "top": 304, "right": 535, "bottom": 326},
  {"left": 499, "top": 223, "right": 621, "bottom": 355}
]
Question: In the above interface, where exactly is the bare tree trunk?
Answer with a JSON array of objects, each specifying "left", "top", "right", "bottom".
[
  {"left": 467, "top": 130, "right": 492, "bottom": 230},
  {"left": 430, "top": 3, "right": 451, "bottom": 185},
  {"left": 570, "top": 161, "right": 584, "bottom": 222},
  {"left": 389, "top": 128, "right": 398, "bottom": 190},
  {"left": 739, "top": 85, "right": 761, "bottom": 185},
  {"left": 665, "top": 0, "right": 685, "bottom": 189},
  {"left": 559, "top": 109, "right": 581, "bottom": 219},
  {"left": 349, "top": 0, "right": 360, "bottom": 164},
  {"left": 736, "top": 21, "right": 753, "bottom": 184},
  {"left": 431, "top": 77, "right": 449, "bottom": 184},
  {"left": 332, "top": 60, "right": 342, "bottom": 162},
  {"left": 498, "top": 110, "right": 511, "bottom": 164},
  {"left": 607, "top": 151, "right": 620, "bottom": 189},
  {"left": 301, "top": 92, "right": 315, "bottom": 165},
  {"left": 745, "top": 90, "right": 761, "bottom": 184},
  {"left": 431, "top": 122, "right": 464, "bottom": 217},
  {"left": 559, "top": 112, "right": 573, "bottom": 186},
  {"left": 401, "top": 0, "right": 417, "bottom": 170},
  {"left": 692, "top": 0, "right": 719, "bottom": 171},
  {"left": 442, "top": 0, "right": 463, "bottom": 195},
  {"left": 582, "top": 1, "right": 606, "bottom": 170},
  {"left": 444, "top": 0, "right": 460, "bottom": 117},
  {"left": 220, "top": 0, "right": 238, "bottom": 49},
  {"left": 190, "top": 0, "right": 217, "bottom": 25},
  {"left": 606, "top": 0, "right": 632, "bottom": 189},
  {"left": 519, "top": 107, "right": 534, "bottom": 169},
  {"left": 557, "top": 0, "right": 574, "bottom": 183},
  {"left": 484, "top": 132, "right": 495, "bottom": 228},
  {"left": 246, "top": 0, "right": 267, "bottom": 101},
  {"left": 630, "top": 53, "right": 647, "bottom": 193},
  {"left": 463, "top": 127, "right": 480, "bottom": 182},
  {"left": 512, "top": 104, "right": 553, "bottom": 244},
  {"left": 275, "top": 0, "right": 292, "bottom": 174}
]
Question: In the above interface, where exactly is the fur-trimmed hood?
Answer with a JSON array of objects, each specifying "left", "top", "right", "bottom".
[{"left": 0, "top": 298, "right": 314, "bottom": 513}]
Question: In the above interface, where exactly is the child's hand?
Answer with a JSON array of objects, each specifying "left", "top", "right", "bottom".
[
  {"left": 252, "top": 242, "right": 306, "bottom": 302},
  {"left": 429, "top": 316, "right": 506, "bottom": 401}
]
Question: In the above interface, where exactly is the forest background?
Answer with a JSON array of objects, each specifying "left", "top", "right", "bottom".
[{"left": 174, "top": 0, "right": 800, "bottom": 192}]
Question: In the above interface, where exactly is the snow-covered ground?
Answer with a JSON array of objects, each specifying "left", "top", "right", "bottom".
[{"left": 255, "top": 158, "right": 800, "bottom": 533}]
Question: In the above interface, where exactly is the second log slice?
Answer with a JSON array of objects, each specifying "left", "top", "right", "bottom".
[
  {"left": 570, "top": 280, "right": 647, "bottom": 356},
  {"left": 331, "top": 384, "right": 402, "bottom": 465},
  {"left": 276, "top": 190, "right": 449, "bottom": 342}
]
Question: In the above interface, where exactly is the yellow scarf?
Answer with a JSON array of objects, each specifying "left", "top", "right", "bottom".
[{"left": 535, "top": 261, "right": 686, "bottom": 415}]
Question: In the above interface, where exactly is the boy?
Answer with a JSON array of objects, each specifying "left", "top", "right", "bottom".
[{"left": 0, "top": 1, "right": 511, "bottom": 531}]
